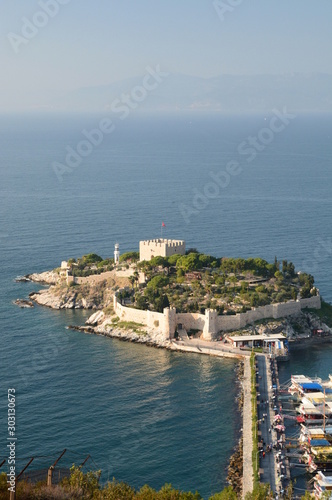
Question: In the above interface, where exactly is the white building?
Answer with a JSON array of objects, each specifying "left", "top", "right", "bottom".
[
  {"left": 139, "top": 239, "right": 185, "bottom": 261},
  {"left": 114, "top": 243, "right": 120, "bottom": 265}
]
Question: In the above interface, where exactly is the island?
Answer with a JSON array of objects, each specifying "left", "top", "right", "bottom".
[{"left": 19, "top": 238, "right": 332, "bottom": 353}]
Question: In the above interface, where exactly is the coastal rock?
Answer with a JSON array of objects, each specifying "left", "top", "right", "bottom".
[
  {"left": 30, "top": 289, "right": 62, "bottom": 309},
  {"left": 28, "top": 271, "right": 59, "bottom": 285},
  {"left": 14, "top": 299, "right": 34, "bottom": 308},
  {"left": 86, "top": 311, "right": 105, "bottom": 326},
  {"left": 15, "top": 276, "right": 31, "bottom": 283},
  {"left": 29, "top": 287, "right": 105, "bottom": 310},
  {"left": 67, "top": 325, "right": 95, "bottom": 334},
  {"left": 93, "top": 316, "right": 171, "bottom": 347}
]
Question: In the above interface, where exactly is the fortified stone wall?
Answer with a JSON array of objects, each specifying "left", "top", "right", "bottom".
[
  {"left": 175, "top": 312, "right": 206, "bottom": 332},
  {"left": 297, "top": 295, "right": 321, "bottom": 309},
  {"left": 113, "top": 295, "right": 167, "bottom": 331},
  {"left": 113, "top": 294, "right": 321, "bottom": 341}
]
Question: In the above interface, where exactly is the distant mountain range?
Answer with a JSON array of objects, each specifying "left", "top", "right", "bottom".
[{"left": 36, "top": 73, "right": 332, "bottom": 113}]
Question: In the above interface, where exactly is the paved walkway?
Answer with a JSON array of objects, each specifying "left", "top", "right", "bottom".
[
  {"left": 242, "top": 357, "right": 253, "bottom": 498},
  {"left": 171, "top": 338, "right": 251, "bottom": 358}
]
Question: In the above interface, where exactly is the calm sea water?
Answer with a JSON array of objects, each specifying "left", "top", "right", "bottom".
[{"left": 0, "top": 112, "right": 331, "bottom": 498}]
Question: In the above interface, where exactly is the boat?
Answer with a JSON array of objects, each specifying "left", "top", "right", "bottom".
[
  {"left": 313, "top": 471, "right": 332, "bottom": 499},
  {"left": 289, "top": 375, "right": 323, "bottom": 397},
  {"left": 289, "top": 375, "right": 332, "bottom": 398},
  {"left": 296, "top": 394, "right": 332, "bottom": 424}
]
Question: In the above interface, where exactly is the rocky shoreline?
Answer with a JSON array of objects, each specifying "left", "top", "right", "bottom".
[
  {"left": 67, "top": 311, "right": 172, "bottom": 348},
  {"left": 226, "top": 362, "right": 244, "bottom": 496},
  {"left": 26, "top": 271, "right": 59, "bottom": 285}
]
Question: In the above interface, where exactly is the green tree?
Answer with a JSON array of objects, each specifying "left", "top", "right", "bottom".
[
  {"left": 134, "top": 270, "right": 140, "bottom": 286},
  {"left": 101, "top": 479, "right": 135, "bottom": 499},
  {"left": 147, "top": 275, "right": 169, "bottom": 290},
  {"left": 209, "top": 486, "right": 238, "bottom": 499},
  {"left": 150, "top": 256, "right": 168, "bottom": 268},
  {"left": 154, "top": 293, "right": 170, "bottom": 313},
  {"left": 250, "top": 293, "right": 260, "bottom": 307},
  {"left": 287, "top": 261, "right": 296, "bottom": 277},
  {"left": 82, "top": 253, "right": 103, "bottom": 264},
  {"left": 300, "top": 285, "right": 312, "bottom": 299},
  {"left": 229, "top": 275, "right": 237, "bottom": 292},
  {"left": 135, "top": 294, "right": 149, "bottom": 310},
  {"left": 282, "top": 260, "right": 288, "bottom": 274},
  {"left": 157, "top": 483, "right": 202, "bottom": 499},
  {"left": 167, "top": 254, "right": 181, "bottom": 266},
  {"left": 176, "top": 253, "right": 200, "bottom": 271},
  {"left": 244, "top": 483, "right": 273, "bottom": 499},
  {"left": 69, "top": 465, "right": 101, "bottom": 498},
  {"left": 120, "top": 251, "right": 139, "bottom": 263},
  {"left": 0, "top": 472, "right": 7, "bottom": 494},
  {"left": 129, "top": 275, "right": 136, "bottom": 289},
  {"left": 274, "top": 270, "right": 283, "bottom": 281}
]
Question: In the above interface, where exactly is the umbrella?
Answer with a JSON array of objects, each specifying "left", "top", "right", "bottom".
[{"left": 276, "top": 425, "right": 285, "bottom": 431}]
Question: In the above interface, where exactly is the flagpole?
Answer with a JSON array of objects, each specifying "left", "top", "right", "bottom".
[{"left": 161, "top": 222, "right": 165, "bottom": 240}]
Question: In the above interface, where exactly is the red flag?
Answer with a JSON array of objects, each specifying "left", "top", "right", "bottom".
[{"left": 162, "top": 222, "right": 166, "bottom": 227}]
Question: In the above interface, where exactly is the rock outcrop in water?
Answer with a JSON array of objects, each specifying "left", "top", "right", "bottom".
[
  {"left": 27, "top": 271, "right": 59, "bottom": 285},
  {"left": 14, "top": 299, "right": 34, "bottom": 308},
  {"left": 29, "top": 278, "right": 114, "bottom": 310}
]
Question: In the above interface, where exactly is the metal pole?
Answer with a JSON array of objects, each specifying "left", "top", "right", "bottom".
[
  {"left": 47, "top": 449, "right": 67, "bottom": 487},
  {"left": 47, "top": 468, "right": 53, "bottom": 487},
  {"left": 79, "top": 454, "right": 91, "bottom": 469}
]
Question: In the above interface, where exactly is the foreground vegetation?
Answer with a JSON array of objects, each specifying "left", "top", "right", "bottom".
[{"left": 0, "top": 468, "right": 315, "bottom": 499}]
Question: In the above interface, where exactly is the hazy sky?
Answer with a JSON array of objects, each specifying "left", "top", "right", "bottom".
[{"left": 1, "top": 0, "right": 332, "bottom": 110}]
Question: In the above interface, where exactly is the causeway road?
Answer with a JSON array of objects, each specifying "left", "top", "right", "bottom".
[{"left": 256, "top": 354, "right": 276, "bottom": 492}]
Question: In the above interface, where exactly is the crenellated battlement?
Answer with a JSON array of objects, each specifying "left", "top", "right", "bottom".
[{"left": 139, "top": 239, "right": 186, "bottom": 261}]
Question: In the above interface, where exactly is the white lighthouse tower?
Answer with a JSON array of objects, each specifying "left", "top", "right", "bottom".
[{"left": 114, "top": 243, "right": 120, "bottom": 265}]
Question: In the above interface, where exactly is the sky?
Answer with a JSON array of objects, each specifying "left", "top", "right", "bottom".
[{"left": 0, "top": 0, "right": 332, "bottom": 111}]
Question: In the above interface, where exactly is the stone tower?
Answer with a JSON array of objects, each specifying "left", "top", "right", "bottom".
[{"left": 114, "top": 243, "right": 120, "bottom": 265}]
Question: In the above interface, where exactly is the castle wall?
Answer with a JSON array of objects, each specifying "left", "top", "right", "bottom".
[
  {"left": 298, "top": 295, "right": 321, "bottom": 309},
  {"left": 114, "top": 298, "right": 149, "bottom": 324},
  {"left": 273, "top": 300, "right": 300, "bottom": 318},
  {"left": 113, "top": 293, "right": 321, "bottom": 341},
  {"left": 176, "top": 312, "right": 206, "bottom": 331},
  {"left": 113, "top": 295, "right": 167, "bottom": 331}
]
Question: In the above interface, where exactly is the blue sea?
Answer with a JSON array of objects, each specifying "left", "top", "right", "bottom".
[{"left": 0, "top": 112, "right": 331, "bottom": 498}]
